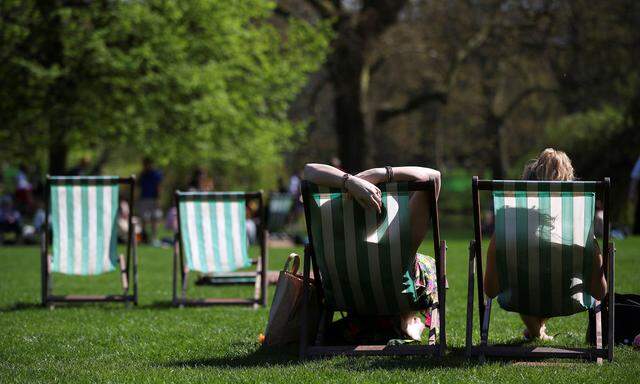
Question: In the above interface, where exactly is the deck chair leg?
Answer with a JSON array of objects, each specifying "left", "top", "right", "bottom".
[
  {"left": 479, "top": 298, "right": 492, "bottom": 363},
  {"left": 180, "top": 250, "right": 187, "bottom": 309},
  {"left": 44, "top": 253, "right": 54, "bottom": 309},
  {"left": 40, "top": 233, "right": 48, "bottom": 307},
  {"left": 132, "top": 235, "right": 138, "bottom": 306},
  {"left": 438, "top": 240, "right": 447, "bottom": 356},
  {"left": 315, "top": 307, "right": 333, "bottom": 346},
  {"left": 607, "top": 242, "right": 615, "bottom": 362},
  {"left": 172, "top": 236, "right": 179, "bottom": 306},
  {"left": 466, "top": 240, "right": 476, "bottom": 356},
  {"left": 595, "top": 300, "right": 603, "bottom": 364},
  {"left": 260, "top": 229, "right": 268, "bottom": 308},
  {"left": 253, "top": 256, "right": 262, "bottom": 310},
  {"left": 299, "top": 245, "right": 312, "bottom": 360}
]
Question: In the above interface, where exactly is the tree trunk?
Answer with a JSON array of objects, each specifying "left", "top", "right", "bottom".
[
  {"left": 48, "top": 124, "right": 68, "bottom": 175},
  {"left": 324, "top": 1, "right": 409, "bottom": 173},
  {"left": 334, "top": 81, "right": 368, "bottom": 173},
  {"left": 487, "top": 113, "right": 506, "bottom": 179},
  {"left": 329, "top": 26, "right": 368, "bottom": 173}
]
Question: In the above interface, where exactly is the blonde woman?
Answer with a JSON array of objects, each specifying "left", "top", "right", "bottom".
[{"left": 483, "top": 148, "right": 608, "bottom": 340}]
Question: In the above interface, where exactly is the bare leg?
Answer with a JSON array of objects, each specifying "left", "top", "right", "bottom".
[{"left": 521, "top": 314, "right": 552, "bottom": 340}]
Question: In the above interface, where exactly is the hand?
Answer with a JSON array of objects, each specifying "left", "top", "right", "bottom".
[
  {"left": 354, "top": 168, "right": 386, "bottom": 185},
  {"left": 345, "top": 176, "right": 382, "bottom": 213}
]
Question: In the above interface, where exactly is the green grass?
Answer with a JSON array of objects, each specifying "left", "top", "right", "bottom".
[{"left": 1, "top": 235, "right": 639, "bottom": 383}]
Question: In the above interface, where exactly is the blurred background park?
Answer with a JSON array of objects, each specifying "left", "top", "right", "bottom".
[{"left": 1, "top": 0, "right": 640, "bottom": 242}]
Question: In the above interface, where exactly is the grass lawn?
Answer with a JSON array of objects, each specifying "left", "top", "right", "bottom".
[{"left": 1, "top": 234, "right": 639, "bottom": 383}]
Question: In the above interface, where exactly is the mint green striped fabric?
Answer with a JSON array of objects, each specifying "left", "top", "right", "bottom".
[
  {"left": 492, "top": 181, "right": 597, "bottom": 317},
  {"left": 306, "top": 182, "right": 419, "bottom": 315},
  {"left": 50, "top": 178, "right": 119, "bottom": 275},
  {"left": 178, "top": 193, "right": 250, "bottom": 273}
]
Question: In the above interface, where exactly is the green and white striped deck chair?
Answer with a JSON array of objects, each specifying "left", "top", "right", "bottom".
[
  {"left": 299, "top": 180, "right": 446, "bottom": 358},
  {"left": 173, "top": 191, "right": 267, "bottom": 308},
  {"left": 267, "top": 193, "right": 293, "bottom": 234},
  {"left": 42, "top": 176, "right": 138, "bottom": 307},
  {"left": 466, "top": 178, "right": 615, "bottom": 362}
]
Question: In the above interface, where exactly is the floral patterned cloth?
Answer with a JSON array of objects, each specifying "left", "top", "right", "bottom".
[{"left": 402, "top": 253, "right": 438, "bottom": 309}]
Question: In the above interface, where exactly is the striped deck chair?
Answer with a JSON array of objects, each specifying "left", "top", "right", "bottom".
[
  {"left": 466, "top": 177, "right": 615, "bottom": 363},
  {"left": 173, "top": 191, "right": 267, "bottom": 308},
  {"left": 299, "top": 180, "right": 446, "bottom": 358},
  {"left": 266, "top": 193, "right": 293, "bottom": 234},
  {"left": 42, "top": 176, "right": 138, "bottom": 307}
]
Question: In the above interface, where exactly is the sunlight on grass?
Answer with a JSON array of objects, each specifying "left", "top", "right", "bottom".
[{"left": 1, "top": 236, "right": 639, "bottom": 382}]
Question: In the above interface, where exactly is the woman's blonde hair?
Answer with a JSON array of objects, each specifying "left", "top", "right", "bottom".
[{"left": 522, "top": 148, "right": 575, "bottom": 181}]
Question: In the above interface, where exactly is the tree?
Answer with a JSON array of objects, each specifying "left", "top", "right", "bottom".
[
  {"left": 278, "top": 0, "right": 414, "bottom": 172},
  {"left": 0, "top": 0, "right": 331, "bottom": 186}
]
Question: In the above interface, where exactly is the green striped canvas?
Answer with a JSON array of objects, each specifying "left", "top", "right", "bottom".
[
  {"left": 492, "top": 181, "right": 598, "bottom": 317},
  {"left": 177, "top": 193, "right": 250, "bottom": 274},
  {"left": 306, "top": 182, "right": 420, "bottom": 315},
  {"left": 49, "top": 177, "right": 119, "bottom": 275}
]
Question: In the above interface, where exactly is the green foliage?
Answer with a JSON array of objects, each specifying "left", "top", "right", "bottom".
[
  {"left": 547, "top": 106, "right": 625, "bottom": 147},
  {"left": 0, "top": 0, "right": 331, "bottom": 187},
  {"left": 546, "top": 105, "right": 640, "bottom": 222}
]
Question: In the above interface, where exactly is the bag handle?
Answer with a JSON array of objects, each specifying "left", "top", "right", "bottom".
[{"left": 283, "top": 253, "right": 300, "bottom": 275}]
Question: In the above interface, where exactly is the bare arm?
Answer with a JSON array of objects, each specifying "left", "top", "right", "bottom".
[
  {"left": 302, "top": 163, "right": 347, "bottom": 189},
  {"left": 590, "top": 240, "right": 607, "bottom": 300},
  {"left": 303, "top": 163, "right": 382, "bottom": 213},
  {"left": 356, "top": 166, "right": 441, "bottom": 199}
]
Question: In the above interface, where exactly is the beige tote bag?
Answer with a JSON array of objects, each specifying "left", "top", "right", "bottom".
[{"left": 263, "top": 253, "right": 319, "bottom": 346}]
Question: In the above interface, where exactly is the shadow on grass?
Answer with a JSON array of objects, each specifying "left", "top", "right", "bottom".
[
  {"left": 162, "top": 344, "right": 299, "bottom": 368},
  {"left": 141, "top": 301, "right": 176, "bottom": 309},
  {"left": 162, "top": 345, "right": 482, "bottom": 370},
  {"left": 1, "top": 301, "right": 140, "bottom": 312},
  {"left": 0, "top": 302, "right": 43, "bottom": 312}
]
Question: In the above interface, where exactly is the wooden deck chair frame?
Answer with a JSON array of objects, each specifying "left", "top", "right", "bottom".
[
  {"left": 466, "top": 177, "right": 615, "bottom": 363},
  {"left": 299, "top": 180, "right": 447, "bottom": 359},
  {"left": 172, "top": 191, "right": 267, "bottom": 308},
  {"left": 41, "top": 176, "right": 138, "bottom": 308}
]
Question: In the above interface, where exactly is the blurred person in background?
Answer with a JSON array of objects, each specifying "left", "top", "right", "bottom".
[
  {"left": 67, "top": 156, "right": 91, "bottom": 176},
  {"left": 0, "top": 196, "right": 22, "bottom": 244},
  {"left": 14, "top": 164, "right": 33, "bottom": 214},
  {"left": 630, "top": 156, "right": 640, "bottom": 235},
  {"left": 117, "top": 198, "right": 141, "bottom": 244},
  {"left": 246, "top": 200, "right": 259, "bottom": 245},
  {"left": 277, "top": 176, "right": 287, "bottom": 194},
  {"left": 188, "top": 167, "right": 214, "bottom": 191},
  {"left": 138, "top": 157, "right": 163, "bottom": 246}
]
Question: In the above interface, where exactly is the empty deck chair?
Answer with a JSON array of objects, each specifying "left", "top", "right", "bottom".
[
  {"left": 466, "top": 177, "right": 615, "bottom": 363},
  {"left": 41, "top": 176, "right": 138, "bottom": 307},
  {"left": 299, "top": 180, "right": 446, "bottom": 358},
  {"left": 173, "top": 191, "right": 267, "bottom": 308}
]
